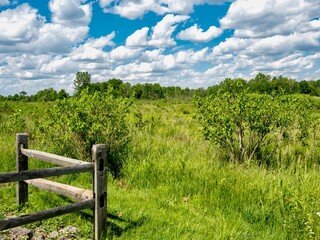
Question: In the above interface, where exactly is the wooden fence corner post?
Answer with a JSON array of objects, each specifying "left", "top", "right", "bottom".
[
  {"left": 16, "top": 133, "right": 28, "bottom": 206},
  {"left": 92, "top": 144, "right": 107, "bottom": 240}
]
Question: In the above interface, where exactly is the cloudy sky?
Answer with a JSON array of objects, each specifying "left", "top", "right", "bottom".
[{"left": 0, "top": 0, "right": 319, "bottom": 95}]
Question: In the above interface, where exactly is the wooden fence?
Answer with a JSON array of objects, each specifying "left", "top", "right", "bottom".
[{"left": 0, "top": 133, "right": 107, "bottom": 239}]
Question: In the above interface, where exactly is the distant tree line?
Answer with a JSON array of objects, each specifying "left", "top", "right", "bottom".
[
  {"left": 207, "top": 73, "right": 320, "bottom": 96},
  {"left": 0, "top": 88, "right": 69, "bottom": 102},
  {"left": 1, "top": 72, "right": 320, "bottom": 102}
]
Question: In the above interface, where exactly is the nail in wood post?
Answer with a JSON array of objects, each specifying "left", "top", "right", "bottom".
[
  {"left": 92, "top": 144, "right": 107, "bottom": 240},
  {"left": 16, "top": 133, "right": 28, "bottom": 206}
]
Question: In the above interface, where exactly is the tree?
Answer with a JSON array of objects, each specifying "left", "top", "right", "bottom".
[
  {"left": 57, "top": 89, "right": 69, "bottom": 99},
  {"left": 107, "top": 78, "right": 123, "bottom": 97},
  {"left": 74, "top": 71, "right": 91, "bottom": 95},
  {"left": 270, "top": 76, "right": 299, "bottom": 94},
  {"left": 19, "top": 91, "right": 27, "bottom": 96},
  {"left": 248, "top": 73, "right": 272, "bottom": 94},
  {"left": 32, "top": 88, "right": 58, "bottom": 101}
]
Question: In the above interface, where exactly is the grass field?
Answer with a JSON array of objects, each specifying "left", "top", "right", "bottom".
[{"left": 1, "top": 99, "right": 320, "bottom": 239}]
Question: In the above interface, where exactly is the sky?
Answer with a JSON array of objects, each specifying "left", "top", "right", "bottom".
[{"left": 0, "top": 0, "right": 319, "bottom": 96}]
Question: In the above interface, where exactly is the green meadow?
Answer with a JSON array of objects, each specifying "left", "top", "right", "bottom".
[{"left": 1, "top": 96, "right": 320, "bottom": 239}]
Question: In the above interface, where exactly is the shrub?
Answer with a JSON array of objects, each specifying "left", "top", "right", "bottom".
[
  {"left": 36, "top": 89, "right": 133, "bottom": 177},
  {"left": 195, "top": 79, "right": 312, "bottom": 166}
]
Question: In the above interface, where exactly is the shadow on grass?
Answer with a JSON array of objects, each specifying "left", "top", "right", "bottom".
[
  {"left": 107, "top": 214, "right": 146, "bottom": 238},
  {"left": 78, "top": 210, "right": 145, "bottom": 238}
]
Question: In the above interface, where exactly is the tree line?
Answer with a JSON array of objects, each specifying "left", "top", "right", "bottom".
[{"left": 2, "top": 72, "right": 320, "bottom": 102}]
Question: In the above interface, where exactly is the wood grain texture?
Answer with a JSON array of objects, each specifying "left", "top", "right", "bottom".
[
  {"left": 16, "top": 133, "right": 28, "bottom": 206},
  {"left": 21, "top": 148, "right": 91, "bottom": 167},
  {"left": 92, "top": 144, "right": 107, "bottom": 240},
  {"left": 25, "top": 178, "right": 93, "bottom": 201},
  {"left": 0, "top": 199, "right": 94, "bottom": 231},
  {"left": 0, "top": 164, "right": 93, "bottom": 183}
]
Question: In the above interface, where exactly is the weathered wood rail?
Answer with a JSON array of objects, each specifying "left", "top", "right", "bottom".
[{"left": 0, "top": 133, "right": 107, "bottom": 239}]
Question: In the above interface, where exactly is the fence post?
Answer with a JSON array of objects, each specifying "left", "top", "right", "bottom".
[
  {"left": 16, "top": 133, "right": 28, "bottom": 206},
  {"left": 92, "top": 144, "right": 107, "bottom": 240}
]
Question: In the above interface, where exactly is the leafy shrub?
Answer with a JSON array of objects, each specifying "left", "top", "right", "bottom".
[
  {"left": 8, "top": 109, "right": 26, "bottom": 133},
  {"left": 195, "top": 79, "right": 312, "bottom": 166},
  {"left": 36, "top": 89, "right": 133, "bottom": 177},
  {"left": 0, "top": 101, "right": 13, "bottom": 114}
]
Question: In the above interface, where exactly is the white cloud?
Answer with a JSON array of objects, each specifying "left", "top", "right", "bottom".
[
  {"left": 158, "top": 0, "right": 231, "bottom": 14},
  {"left": 209, "top": 0, "right": 320, "bottom": 81},
  {"left": 99, "top": 0, "right": 231, "bottom": 19},
  {"left": 126, "top": 27, "right": 149, "bottom": 47},
  {"left": 49, "top": 0, "right": 92, "bottom": 27},
  {"left": 140, "top": 49, "right": 164, "bottom": 62},
  {"left": 0, "top": 4, "right": 44, "bottom": 45},
  {"left": 298, "top": 19, "right": 320, "bottom": 33},
  {"left": 0, "top": 1, "right": 92, "bottom": 54},
  {"left": 83, "top": 32, "right": 116, "bottom": 48},
  {"left": 45, "top": 33, "right": 116, "bottom": 69},
  {"left": 1, "top": 0, "right": 320, "bottom": 96},
  {"left": 256, "top": 53, "right": 314, "bottom": 72},
  {"left": 177, "top": 24, "right": 223, "bottom": 42},
  {"left": 0, "top": 1, "right": 96, "bottom": 95},
  {"left": 69, "top": 33, "right": 115, "bottom": 61},
  {"left": 213, "top": 24, "right": 320, "bottom": 58},
  {"left": 220, "top": 0, "right": 320, "bottom": 38},
  {"left": 32, "top": 24, "right": 89, "bottom": 53},
  {"left": 124, "top": 14, "right": 190, "bottom": 48},
  {"left": 250, "top": 32, "right": 320, "bottom": 56},
  {"left": 149, "top": 14, "right": 190, "bottom": 48},
  {"left": 175, "top": 48, "right": 209, "bottom": 63},
  {"left": 205, "top": 63, "right": 235, "bottom": 77},
  {"left": 71, "top": 45, "right": 107, "bottom": 62},
  {"left": 99, "top": 0, "right": 113, "bottom": 8},
  {"left": 112, "top": 53, "right": 177, "bottom": 80},
  {"left": 107, "top": 0, "right": 167, "bottom": 20},
  {"left": 0, "top": 0, "right": 9, "bottom": 6},
  {"left": 213, "top": 38, "right": 252, "bottom": 55},
  {"left": 111, "top": 46, "right": 140, "bottom": 60}
]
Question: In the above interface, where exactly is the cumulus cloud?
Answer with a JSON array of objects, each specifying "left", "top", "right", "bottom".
[
  {"left": 0, "top": 0, "right": 96, "bottom": 95},
  {"left": 99, "top": 0, "right": 113, "bottom": 7},
  {"left": 177, "top": 24, "right": 223, "bottom": 42},
  {"left": 125, "top": 14, "right": 189, "bottom": 48},
  {"left": 84, "top": 32, "right": 116, "bottom": 48},
  {"left": 149, "top": 14, "right": 190, "bottom": 48},
  {"left": 32, "top": 24, "right": 89, "bottom": 53},
  {"left": 99, "top": 0, "right": 232, "bottom": 19},
  {"left": 103, "top": 0, "right": 167, "bottom": 20},
  {"left": 70, "top": 32, "right": 115, "bottom": 61},
  {"left": 112, "top": 53, "right": 176, "bottom": 77},
  {"left": 0, "top": 0, "right": 92, "bottom": 54},
  {"left": 220, "top": 0, "right": 320, "bottom": 38},
  {"left": 111, "top": 46, "right": 140, "bottom": 60},
  {"left": 175, "top": 48, "right": 209, "bottom": 63},
  {"left": 256, "top": 53, "right": 314, "bottom": 72},
  {"left": 212, "top": 37, "right": 252, "bottom": 55},
  {"left": 0, "top": 4, "right": 44, "bottom": 46},
  {"left": 209, "top": 0, "right": 320, "bottom": 81},
  {"left": 126, "top": 27, "right": 149, "bottom": 47},
  {"left": 0, "top": 0, "right": 10, "bottom": 6},
  {"left": 214, "top": 0, "right": 320, "bottom": 57},
  {"left": 49, "top": 0, "right": 92, "bottom": 27},
  {"left": 1, "top": 0, "right": 320, "bottom": 96}
]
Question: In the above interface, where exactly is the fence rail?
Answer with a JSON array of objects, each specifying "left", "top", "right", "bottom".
[{"left": 0, "top": 133, "right": 107, "bottom": 239}]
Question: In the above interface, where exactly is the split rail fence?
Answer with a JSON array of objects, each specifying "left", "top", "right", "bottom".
[{"left": 0, "top": 133, "right": 107, "bottom": 239}]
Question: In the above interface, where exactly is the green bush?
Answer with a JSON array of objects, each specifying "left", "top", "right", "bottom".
[
  {"left": 195, "top": 79, "right": 312, "bottom": 166},
  {"left": 36, "top": 89, "right": 133, "bottom": 177}
]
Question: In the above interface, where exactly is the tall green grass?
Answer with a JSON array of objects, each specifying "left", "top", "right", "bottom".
[{"left": 1, "top": 99, "right": 320, "bottom": 239}]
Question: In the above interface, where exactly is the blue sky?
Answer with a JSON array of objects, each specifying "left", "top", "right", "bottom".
[{"left": 0, "top": 0, "right": 319, "bottom": 95}]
